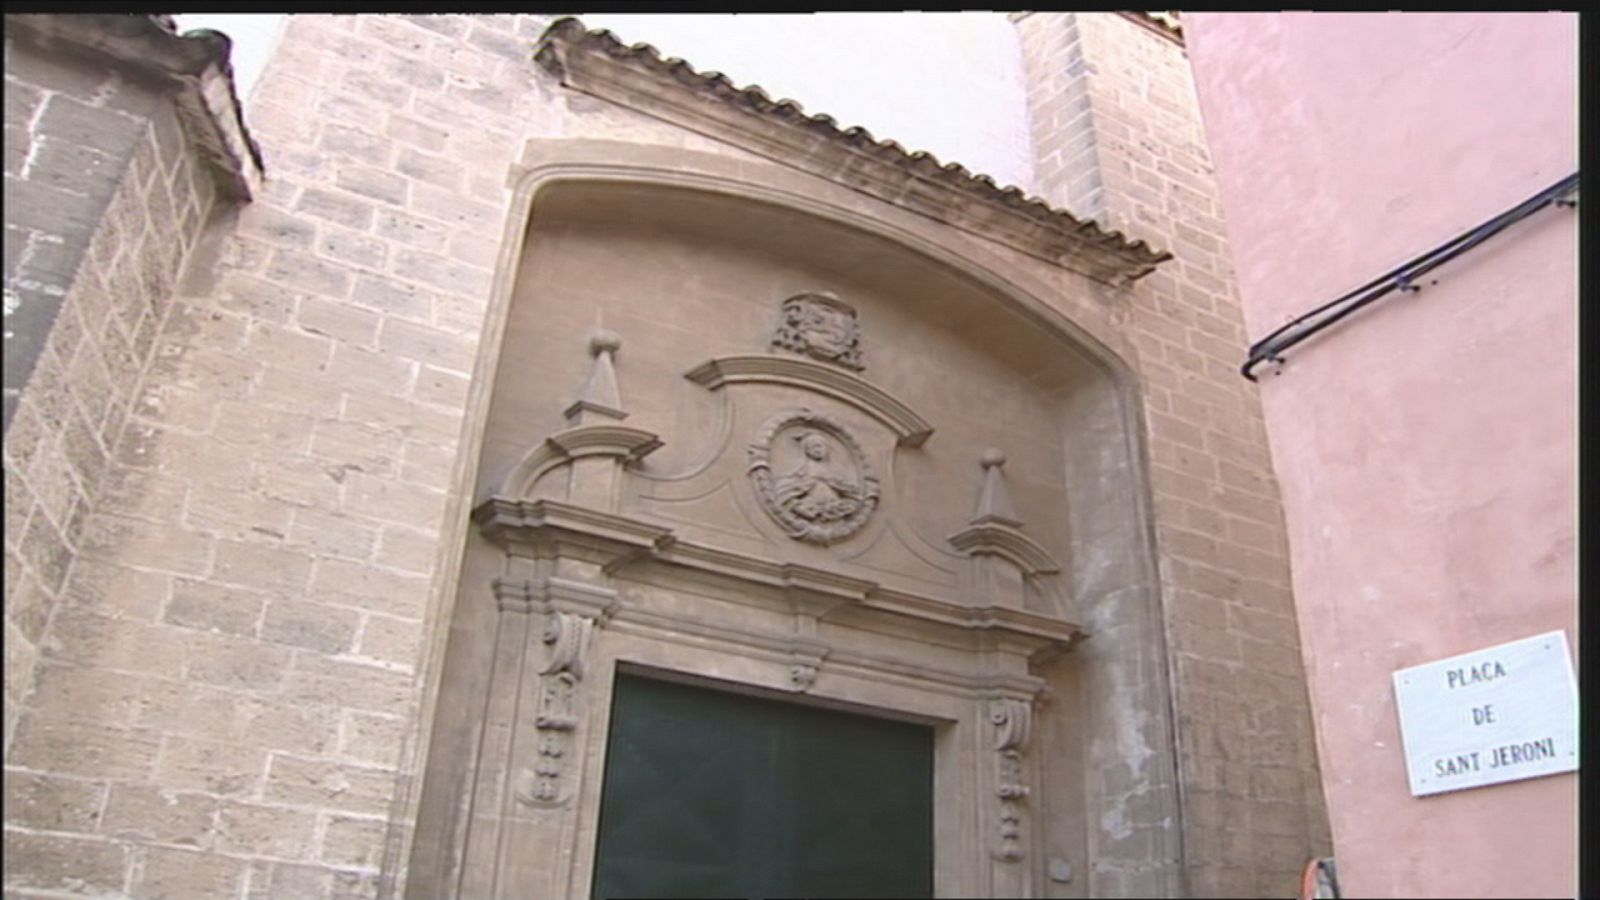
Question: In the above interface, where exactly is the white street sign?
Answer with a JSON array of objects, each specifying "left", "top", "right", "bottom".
[{"left": 1392, "top": 630, "right": 1578, "bottom": 797}]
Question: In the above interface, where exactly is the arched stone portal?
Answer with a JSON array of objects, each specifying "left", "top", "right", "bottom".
[{"left": 403, "top": 140, "right": 1183, "bottom": 898}]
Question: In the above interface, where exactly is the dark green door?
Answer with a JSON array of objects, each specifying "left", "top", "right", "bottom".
[{"left": 590, "top": 673, "right": 934, "bottom": 900}]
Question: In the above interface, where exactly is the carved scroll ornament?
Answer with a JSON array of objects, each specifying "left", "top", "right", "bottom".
[
  {"left": 526, "top": 611, "right": 596, "bottom": 806},
  {"left": 990, "top": 697, "right": 1035, "bottom": 862}
]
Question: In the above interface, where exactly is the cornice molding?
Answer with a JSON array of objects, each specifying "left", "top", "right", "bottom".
[
  {"left": 486, "top": 423, "right": 664, "bottom": 503},
  {"left": 606, "top": 606, "right": 1053, "bottom": 698},
  {"left": 685, "top": 354, "right": 934, "bottom": 448},
  {"left": 473, "top": 498, "right": 674, "bottom": 550},
  {"left": 474, "top": 496, "right": 1085, "bottom": 649},
  {"left": 534, "top": 17, "right": 1170, "bottom": 286},
  {"left": 544, "top": 423, "right": 664, "bottom": 462},
  {"left": 948, "top": 521, "right": 1063, "bottom": 576},
  {"left": 491, "top": 575, "right": 618, "bottom": 619}
]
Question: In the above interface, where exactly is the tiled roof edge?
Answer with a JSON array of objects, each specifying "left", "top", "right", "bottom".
[
  {"left": 534, "top": 16, "right": 1171, "bottom": 286},
  {"left": 8, "top": 14, "right": 264, "bottom": 199},
  {"left": 1116, "top": 12, "right": 1184, "bottom": 45}
]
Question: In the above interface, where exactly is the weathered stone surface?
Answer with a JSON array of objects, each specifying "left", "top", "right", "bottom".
[
  {"left": 263, "top": 753, "right": 401, "bottom": 817},
  {"left": 216, "top": 800, "right": 321, "bottom": 860},
  {"left": 154, "top": 735, "right": 269, "bottom": 797},
  {"left": 3, "top": 23, "right": 256, "bottom": 847},
  {"left": 100, "top": 783, "right": 220, "bottom": 847},
  {"left": 132, "top": 845, "right": 250, "bottom": 899},
  {"left": 3, "top": 12, "right": 1325, "bottom": 898},
  {"left": 2, "top": 831, "right": 130, "bottom": 896},
  {"left": 261, "top": 598, "right": 362, "bottom": 654},
  {"left": 1017, "top": 12, "right": 1331, "bottom": 897},
  {"left": 2, "top": 770, "right": 106, "bottom": 833},
  {"left": 321, "top": 815, "right": 390, "bottom": 870}
]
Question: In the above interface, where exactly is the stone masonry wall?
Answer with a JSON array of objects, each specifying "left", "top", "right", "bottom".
[
  {"left": 3, "top": 32, "right": 225, "bottom": 757},
  {"left": 3, "top": 30, "right": 171, "bottom": 432},
  {"left": 6, "top": 12, "right": 1330, "bottom": 899},
  {"left": 9, "top": 12, "right": 842, "bottom": 897},
  {"left": 4, "top": 14, "right": 566, "bottom": 899},
  {"left": 1016, "top": 12, "right": 1333, "bottom": 898}
]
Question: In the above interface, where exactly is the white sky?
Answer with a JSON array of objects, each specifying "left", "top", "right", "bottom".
[
  {"left": 171, "top": 13, "right": 1036, "bottom": 190},
  {"left": 582, "top": 13, "right": 1036, "bottom": 189},
  {"left": 172, "top": 14, "right": 285, "bottom": 101}
]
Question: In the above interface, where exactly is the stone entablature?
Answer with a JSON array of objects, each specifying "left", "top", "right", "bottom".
[{"left": 473, "top": 498, "right": 1083, "bottom": 652}]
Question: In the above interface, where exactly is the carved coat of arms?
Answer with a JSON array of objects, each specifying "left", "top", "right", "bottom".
[
  {"left": 748, "top": 410, "right": 879, "bottom": 545},
  {"left": 771, "top": 292, "right": 864, "bottom": 371}
]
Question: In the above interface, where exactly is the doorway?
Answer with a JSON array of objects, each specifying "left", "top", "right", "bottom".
[
  {"left": 591, "top": 672, "right": 934, "bottom": 899},
  {"left": 403, "top": 146, "right": 1183, "bottom": 898}
]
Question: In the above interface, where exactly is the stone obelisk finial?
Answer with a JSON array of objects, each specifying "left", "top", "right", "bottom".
[
  {"left": 564, "top": 329, "right": 627, "bottom": 425},
  {"left": 971, "top": 448, "right": 1022, "bottom": 527}
]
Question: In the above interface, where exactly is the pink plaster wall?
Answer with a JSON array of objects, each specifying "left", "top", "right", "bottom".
[{"left": 1181, "top": 13, "right": 1577, "bottom": 899}]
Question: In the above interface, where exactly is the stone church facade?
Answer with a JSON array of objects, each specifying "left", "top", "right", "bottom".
[{"left": 4, "top": 13, "right": 1331, "bottom": 898}]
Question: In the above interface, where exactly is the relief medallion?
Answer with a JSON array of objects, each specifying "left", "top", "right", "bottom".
[{"left": 748, "top": 409, "right": 879, "bottom": 545}]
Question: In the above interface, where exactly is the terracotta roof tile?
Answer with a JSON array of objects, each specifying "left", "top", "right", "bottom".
[
  {"left": 535, "top": 17, "right": 1170, "bottom": 285},
  {"left": 1117, "top": 11, "right": 1184, "bottom": 43}
]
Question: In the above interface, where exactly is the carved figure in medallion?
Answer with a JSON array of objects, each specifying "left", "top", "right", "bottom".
[
  {"left": 775, "top": 432, "right": 862, "bottom": 523},
  {"left": 749, "top": 410, "right": 879, "bottom": 545},
  {"left": 771, "top": 292, "right": 864, "bottom": 371}
]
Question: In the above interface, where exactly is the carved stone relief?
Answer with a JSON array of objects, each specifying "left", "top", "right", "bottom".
[
  {"left": 789, "top": 662, "right": 819, "bottom": 691},
  {"left": 525, "top": 610, "right": 596, "bottom": 806},
  {"left": 990, "top": 696, "right": 1035, "bottom": 862},
  {"left": 948, "top": 450, "right": 1068, "bottom": 615},
  {"left": 771, "top": 291, "right": 864, "bottom": 371},
  {"left": 748, "top": 409, "right": 880, "bottom": 545}
]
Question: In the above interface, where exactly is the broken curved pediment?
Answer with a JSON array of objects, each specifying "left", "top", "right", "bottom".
[{"left": 684, "top": 354, "right": 933, "bottom": 448}]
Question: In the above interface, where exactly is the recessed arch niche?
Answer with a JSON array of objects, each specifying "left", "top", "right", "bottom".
[{"left": 403, "top": 140, "right": 1183, "bottom": 899}]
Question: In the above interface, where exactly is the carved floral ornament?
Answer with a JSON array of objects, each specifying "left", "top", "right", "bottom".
[
  {"left": 772, "top": 291, "right": 864, "bottom": 371},
  {"left": 748, "top": 409, "right": 879, "bottom": 545}
]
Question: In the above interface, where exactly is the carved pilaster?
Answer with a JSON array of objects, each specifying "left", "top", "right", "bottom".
[
  {"left": 523, "top": 610, "right": 595, "bottom": 806},
  {"left": 989, "top": 696, "right": 1034, "bottom": 863},
  {"left": 458, "top": 574, "right": 618, "bottom": 898},
  {"left": 480, "top": 577, "right": 613, "bottom": 847}
]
